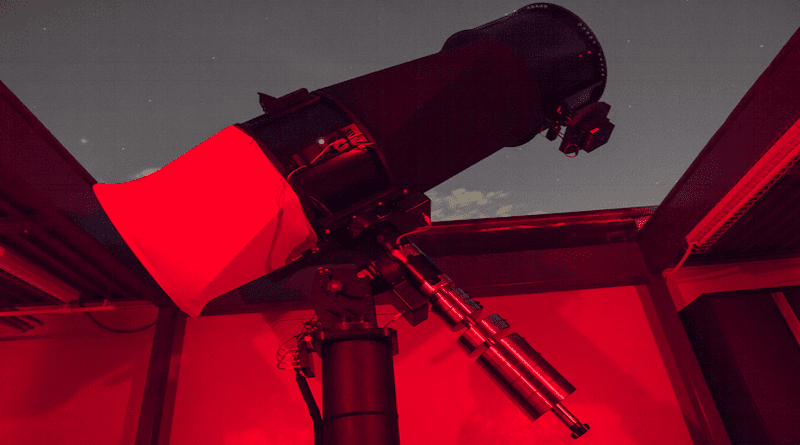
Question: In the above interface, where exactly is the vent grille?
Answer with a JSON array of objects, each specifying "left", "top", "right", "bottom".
[{"left": 687, "top": 115, "right": 800, "bottom": 254}]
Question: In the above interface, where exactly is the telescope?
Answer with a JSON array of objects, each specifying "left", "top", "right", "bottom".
[{"left": 92, "top": 3, "right": 613, "bottom": 444}]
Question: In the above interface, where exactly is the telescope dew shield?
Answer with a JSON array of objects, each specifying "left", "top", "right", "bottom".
[{"left": 92, "top": 126, "right": 318, "bottom": 316}]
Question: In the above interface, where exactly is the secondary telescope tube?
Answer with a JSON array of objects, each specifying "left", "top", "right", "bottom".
[{"left": 374, "top": 237, "right": 590, "bottom": 439}]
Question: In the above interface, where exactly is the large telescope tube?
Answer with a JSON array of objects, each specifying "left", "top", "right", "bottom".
[{"left": 93, "top": 3, "right": 608, "bottom": 316}]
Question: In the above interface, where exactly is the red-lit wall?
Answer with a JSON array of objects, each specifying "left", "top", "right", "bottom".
[
  {"left": 0, "top": 304, "right": 158, "bottom": 444},
  {"left": 170, "top": 286, "right": 693, "bottom": 445},
  {"left": 0, "top": 286, "right": 713, "bottom": 444}
]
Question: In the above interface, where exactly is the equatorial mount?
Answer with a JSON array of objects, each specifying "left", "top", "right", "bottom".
[{"left": 292, "top": 197, "right": 589, "bottom": 444}]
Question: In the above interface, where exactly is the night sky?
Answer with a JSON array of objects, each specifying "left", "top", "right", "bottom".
[{"left": 1, "top": 0, "right": 798, "bottom": 221}]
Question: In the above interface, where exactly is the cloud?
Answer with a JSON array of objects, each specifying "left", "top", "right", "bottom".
[
  {"left": 445, "top": 188, "right": 489, "bottom": 208},
  {"left": 496, "top": 204, "right": 513, "bottom": 217},
  {"left": 129, "top": 167, "right": 159, "bottom": 180},
  {"left": 429, "top": 188, "right": 513, "bottom": 221}
]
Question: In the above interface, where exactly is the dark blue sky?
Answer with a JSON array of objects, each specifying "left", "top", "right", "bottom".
[{"left": 1, "top": 0, "right": 798, "bottom": 221}]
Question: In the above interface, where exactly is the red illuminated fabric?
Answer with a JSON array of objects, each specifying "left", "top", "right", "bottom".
[{"left": 93, "top": 126, "right": 318, "bottom": 316}]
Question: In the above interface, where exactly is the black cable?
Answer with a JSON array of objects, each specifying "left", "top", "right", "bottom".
[
  {"left": 296, "top": 371, "right": 323, "bottom": 445},
  {"left": 79, "top": 301, "right": 158, "bottom": 333},
  {"left": 276, "top": 333, "right": 302, "bottom": 369},
  {"left": 84, "top": 311, "right": 157, "bottom": 333},
  {"left": 276, "top": 314, "right": 319, "bottom": 369}
]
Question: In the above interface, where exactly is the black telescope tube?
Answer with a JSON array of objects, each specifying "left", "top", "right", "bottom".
[
  {"left": 240, "top": 36, "right": 540, "bottom": 223},
  {"left": 317, "top": 2, "right": 607, "bottom": 195},
  {"left": 240, "top": 3, "right": 607, "bottom": 224},
  {"left": 316, "top": 33, "right": 542, "bottom": 195}
]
